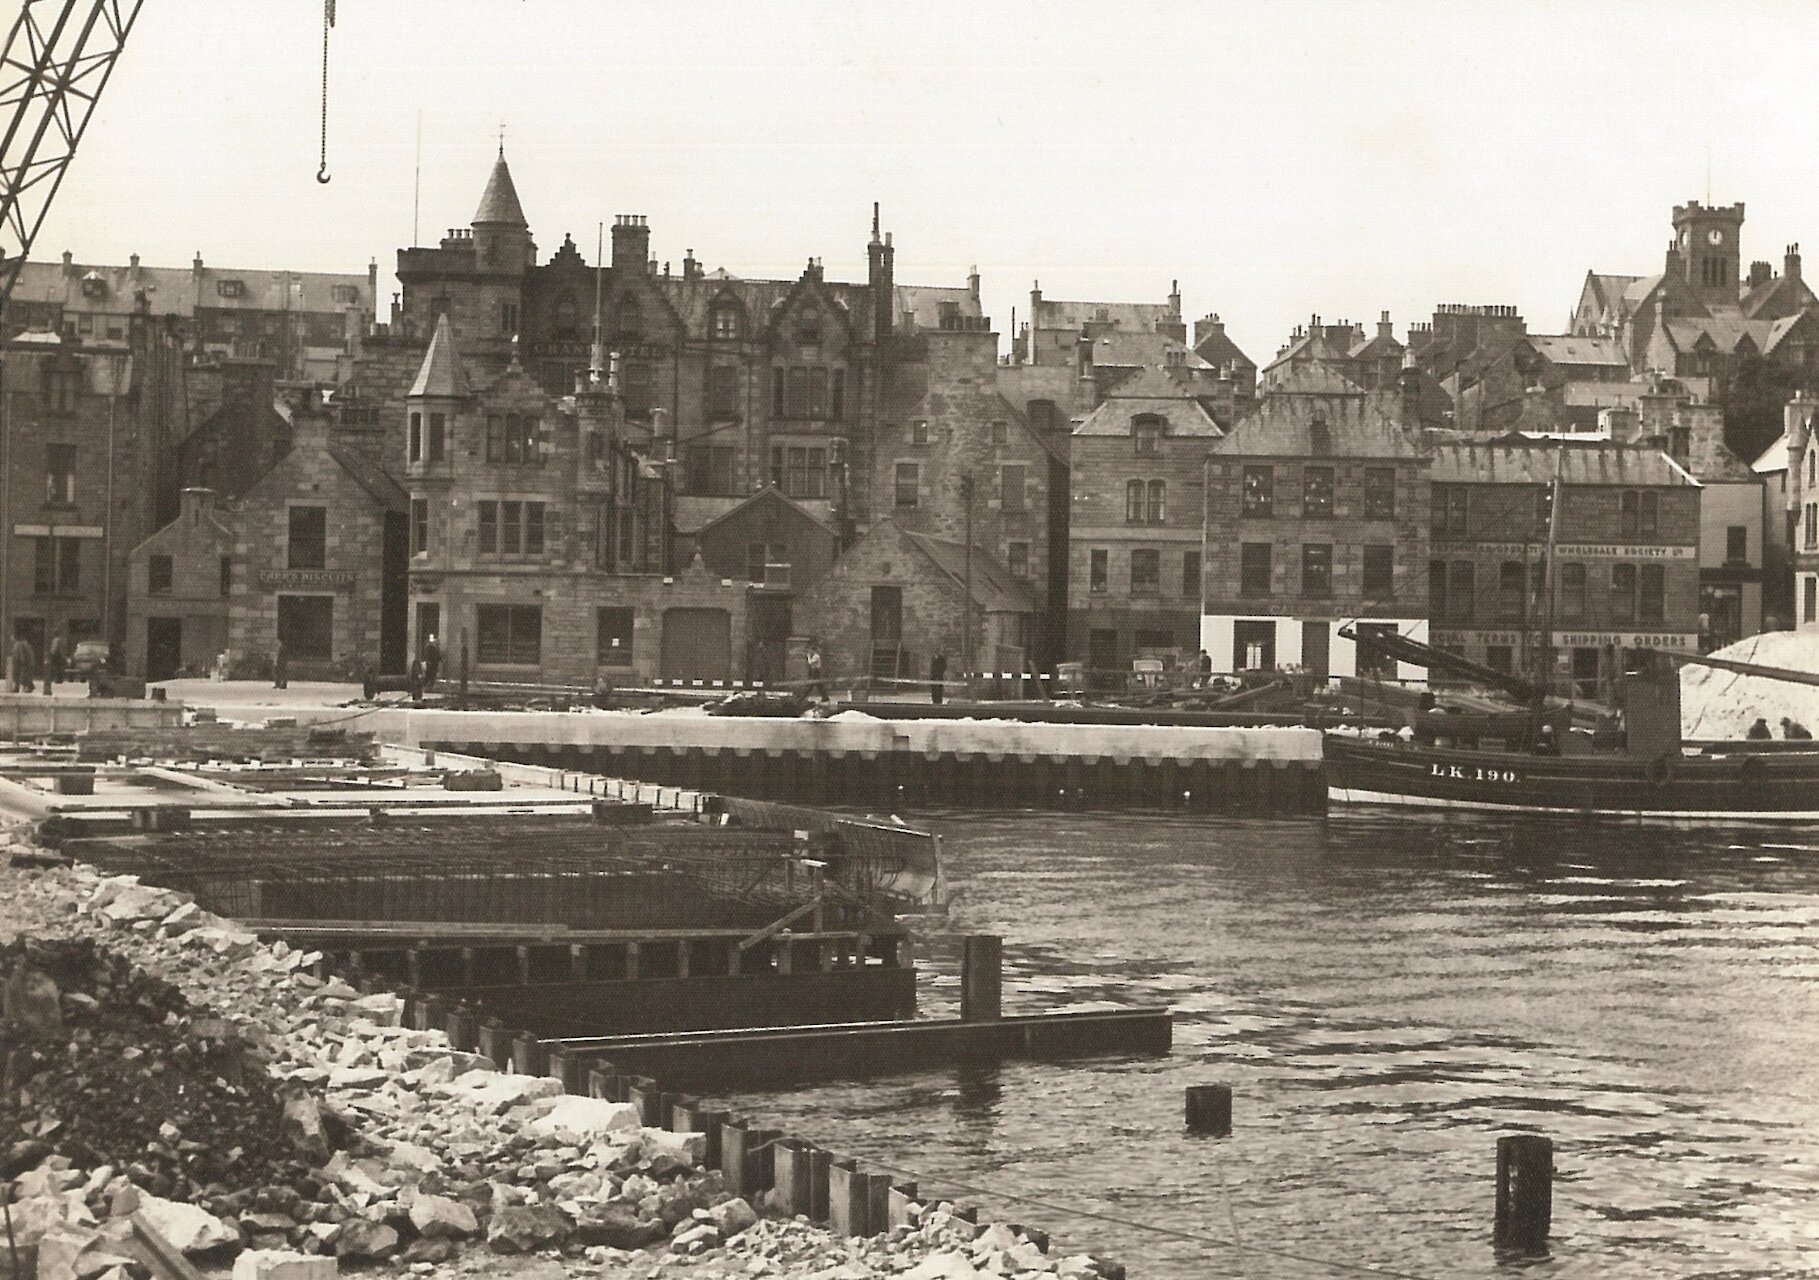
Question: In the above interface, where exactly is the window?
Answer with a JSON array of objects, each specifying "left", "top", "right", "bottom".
[
  {"left": 1302, "top": 544, "right": 1332, "bottom": 597},
  {"left": 1498, "top": 561, "right": 1527, "bottom": 621},
  {"left": 1560, "top": 562, "right": 1586, "bottom": 621},
  {"left": 275, "top": 595, "right": 333, "bottom": 660},
  {"left": 1240, "top": 542, "right": 1272, "bottom": 597},
  {"left": 1808, "top": 576, "right": 1817, "bottom": 624},
  {"left": 287, "top": 506, "right": 327, "bottom": 570},
  {"left": 428, "top": 413, "right": 446, "bottom": 462},
  {"left": 1639, "top": 563, "right": 1665, "bottom": 624},
  {"left": 623, "top": 364, "right": 654, "bottom": 416},
  {"left": 219, "top": 556, "right": 232, "bottom": 598},
  {"left": 712, "top": 306, "right": 740, "bottom": 341},
  {"left": 1090, "top": 548, "right": 1109, "bottom": 593},
  {"left": 1362, "top": 544, "right": 1393, "bottom": 601},
  {"left": 1148, "top": 480, "right": 1166, "bottom": 523},
  {"left": 48, "top": 369, "right": 77, "bottom": 413},
  {"left": 33, "top": 538, "right": 79, "bottom": 594},
  {"left": 831, "top": 368, "right": 846, "bottom": 420},
  {"left": 786, "top": 446, "right": 830, "bottom": 498},
  {"left": 409, "top": 412, "right": 422, "bottom": 462},
  {"left": 1363, "top": 468, "right": 1396, "bottom": 520},
  {"left": 1243, "top": 466, "right": 1274, "bottom": 517},
  {"left": 1126, "top": 479, "right": 1146, "bottom": 524},
  {"left": 1182, "top": 549, "right": 1202, "bottom": 599},
  {"left": 682, "top": 444, "right": 734, "bottom": 496},
  {"left": 796, "top": 309, "right": 821, "bottom": 345},
  {"left": 476, "top": 604, "right": 542, "bottom": 665},
  {"left": 912, "top": 420, "right": 929, "bottom": 444},
  {"left": 895, "top": 462, "right": 919, "bottom": 508},
  {"left": 1448, "top": 561, "right": 1474, "bottom": 622},
  {"left": 787, "top": 367, "right": 809, "bottom": 418},
  {"left": 771, "top": 367, "right": 786, "bottom": 418},
  {"left": 1303, "top": 467, "right": 1334, "bottom": 519},
  {"left": 746, "top": 541, "right": 789, "bottom": 587},
  {"left": 1434, "top": 485, "right": 1469, "bottom": 536},
  {"left": 1612, "top": 564, "right": 1637, "bottom": 624},
  {"left": 1429, "top": 560, "right": 1447, "bottom": 620},
  {"left": 807, "top": 367, "right": 829, "bottom": 418},
  {"left": 708, "top": 364, "right": 739, "bottom": 417},
  {"left": 1133, "top": 415, "right": 1162, "bottom": 455},
  {"left": 617, "top": 295, "right": 642, "bottom": 341},
  {"left": 148, "top": 554, "right": 172, "bottom": 595},
  {"left": 1001, "top": 464, "right": 1026, "bottom": 513},
  {"left": 1726, "top": 525, "right": 1748, "bottom": 564},
  {"left": 476, "top": 500, "right": 545, "bottom": 556},
  {"left": 45, "top": 444, "right": 76, "bottom": 504},
  {"left": 501, "top": 302, "right": 518, "bottom": 336},
  {"left": 1808, "top": 502, "right": 1818, "bottom": 551},
  {"left": 485, "top": 413, "right": 538, "bottom": 463},
  {"left": 478, "top": 501, "right": 497, "bottom": 553},
  {"left": 1131, "top": 548, "right": 1161, "bottom": 594},
  {"left": 597, "top": 607, "right": 634, "bottom": 666},
  {"left": 410, "top": 499, "right": 429, "bottom": 555},
  {"left": 1008, "top": 541, "right": 1030, "bottom": 579},
  {"left": 1620, "top": 490, "right": 1659, "bottom": 538},
  {"left": 217, "top": 279, "right": 244, "bottom": 298},
  {"left": 991, "top": 420, "right": 1008, "bottom": 445}
]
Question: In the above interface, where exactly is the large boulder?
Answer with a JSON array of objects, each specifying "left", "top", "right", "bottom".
[
  {"left": 279, "top": 1094, "right": 331, "bottom": 1162},
  {"left": 485, "top": 1204, "right": 572, "bottom": 1254},
  {"left": 571, "top": 1205, "right": 666, "bottom": 1250},
  {"left": 406, "top": 1195, "right": 478, "bottom": 1240},
  {"left": 135, "top": 1194, "right": 240, "bottom": 1255},
  {"left": 705, "top": 1198, "right": 757, "bottom": 1239},
  {"left": 527, "top": 1096, "right": 641, "bottom": 1141},
  {"left": 231, "top": 1250, "right": 339, "bottom": 1280},
  {"left": 331, "top": 1220, "right": 398, "bottom": 1261}
]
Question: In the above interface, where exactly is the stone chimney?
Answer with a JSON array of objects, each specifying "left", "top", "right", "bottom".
[
  {"left": 683, "top": 248, "right": 702, "bottom": 282},
  {"left": 1788, "top": 243, "right": 1803, "bottom": 282},
  {"left": 610, "top": 215, "right": 650, "bottom": 276},
  {"left": 968, "top": 265, "right": 981, "bottom": 301},
  {"left": 1378, "top": 310, "right": 1393, "bottom": 340},
  {"left": 1194, "top": 313, "right": 1224, "bottom": 347},
  {"left": 1075, "top": 332, "right": 1097, "bottom": 407},
  {"left": 1750, "top": 261, "right": 1774, "bottom": 288},
  {"left": 61, "top": 250, "right": 74, "bottom": 276}
]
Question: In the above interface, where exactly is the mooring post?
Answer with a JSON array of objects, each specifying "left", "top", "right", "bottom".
[
  {"left": 510, "top": 1032, "right": 547, "bottom": 1077},
  {"left": 960, "top": 935, "right": 1002, "bottom": 1023},
  {"left": 808, "top": 1146, "right": 832, "bottom": 1222},
  {"left": 828, "top": 1159, "right": 870, "bottom": 1237},
  {"left": 720, "top": 1119, "right": 752, "bottom": 1196},
  {"left": 1495, "top": 1134, "right": 1553, "bottom": 1253},
  {"left": 773, "top": 1139, "right": 817, "bottom": 1218},
  {"left": 1186, "top": 1084, "right": 1233, "bottom": 1135}
]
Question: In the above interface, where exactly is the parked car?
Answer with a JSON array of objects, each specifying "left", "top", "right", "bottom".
[{"left": 68, "top": 640, "right": 111, "bottom": 677}]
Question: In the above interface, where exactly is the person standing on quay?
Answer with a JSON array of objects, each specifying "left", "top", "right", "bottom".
[
  {"left": 805, "top": 640, "right": 825, "bottom": 702},
  {"left": 273, "top": 639, "right": 289, "bottom": 690},
  {"left": 47, "top": 633, "right": 66, "bottom": 686},
  {"left": 929, "top": 650, "right": 947, "bottom": 705},
  {"left": 9, "top": 635, "right": 34, "bottom": 693},
  {"left": 422, "top": 634, "right": 442, "bottom": 691}
]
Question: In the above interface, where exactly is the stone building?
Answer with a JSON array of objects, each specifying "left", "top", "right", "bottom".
[
  {"left": 796, "top": 519, "right": 1034, "bottom": 683},
  {"left": 1428, "top": 440, "right": 1701, "bottom": 699},
  {"left": 685, "top": 488, "right": 841, "bottom": 683},
  {"left": 123, "top": 487, "right": 234, "bottom": 680},
  {"left": 1066, "top": 368, "right": 1223, "bottom": 673},
  {"left": 1261, "top": 312, "right": 1406, "bottom": 394},
  {"left": 0, "top": 325, "right": 187, "bottom": 669},
  {"left": 171, "top": 359, "right": 293, "bottom": 520},
  {"left": 223, "top": 406, "right": 409, "bottom": 680},
  {"left": 1013, "top": 282, "right": 1186, "bottom": 369},
  {"left": 1200, "top": 390, "right": 1431, "bottom": 680},
  {"left": 1784, "top": 394, "right": 1819, "bottom": 631},
  {"left": 6, "top": 252, "right": 375, "bottom": 383}
]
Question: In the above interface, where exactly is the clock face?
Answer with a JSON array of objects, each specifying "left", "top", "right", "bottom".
[{"left": 1708, "top": 228, "right": 1725, "bottom": 247}]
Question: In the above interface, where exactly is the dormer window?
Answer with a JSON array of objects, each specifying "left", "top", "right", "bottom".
[
  {"left": 796, "top": 309, "right": 821, "bottom": 346},
  {"left": 712, "top": 305, "right": 740, "bottom": 341},
  {"left": 217, "top": 279, "right": 244, "bottom": 299},
  {"left": 1132, "top": 414, "right": 1163, "bottom": 455}
]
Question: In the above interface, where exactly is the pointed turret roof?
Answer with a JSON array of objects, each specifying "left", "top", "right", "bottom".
[
  {"left": 408, "top": 314, "right": 471, "bottom": 399},
  {"left": 473, "top": 149, "right": 527, "bottom": 227}
]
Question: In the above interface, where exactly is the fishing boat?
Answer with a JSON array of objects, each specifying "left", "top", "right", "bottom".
[{"left": 1325, "top": 446, "right": 1819, "bottom": 822}]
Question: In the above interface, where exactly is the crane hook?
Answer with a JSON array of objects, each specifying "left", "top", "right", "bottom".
[
  {"left": 317, "top": 164, "right": 331, "bottom": 185},
  {"left": 316, "top": 0, "right": 334, "bottom": 187}
]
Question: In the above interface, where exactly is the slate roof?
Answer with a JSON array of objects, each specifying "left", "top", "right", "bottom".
[
  {"left": 474, "top": 152, "right": 528, "bottom": 226},
  {"left": 9, "top": 259, "right": 369, "bottom": 320},
  {"left": 1262, "top": 361, "right": 1365, "bottom": 398},
  {"left": 1428, "top": 439, "right": 1699, "bottom": 487},
  {"left": 1752, "top": 430, "right": 1789, "bottom": 475},
  {"left": 1090, "top": 329, "right": 1210, "bottom": 369},
  {"left": 1663, "top": 312, "right": 1777, "bottom": 355},
  {"left": 1580, "top": 272, "right": 1646, "bottom": 325},
  {"left": 1525, "top": 334, "right": 1630, "bottom": 367},
  {"left": 903, "top": 529, "right": 1037, "bottom": 615},
  {"left": 1192, "top": 325, "right": 1257, "bottom": 373},
  {"left": 1073, "top": 366, "right": 1222, "bottom": 437},
  {"left": 1215, "top": 392, "right": 1424, "bottom": 459},
  {"left": 409, "top": 315, "right": 472, "bottom": 398},
  {"left": 693, "top": 486, "right": 840, "bottom": 539},
  {"left": 327, "top": 444, "right": 410, "bottom": 514},
  {"left": 1031, "top": 298, "right": 1171, "bottom": 333}
]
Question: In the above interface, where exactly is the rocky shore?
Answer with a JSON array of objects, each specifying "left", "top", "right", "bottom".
[{"left": 0, "top": 820, "right": 1108, "bottom": 1280}]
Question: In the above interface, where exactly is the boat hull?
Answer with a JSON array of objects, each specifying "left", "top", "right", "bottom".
[{"left": 1323, "top": 735, "right": 1819, "bottom": 822}]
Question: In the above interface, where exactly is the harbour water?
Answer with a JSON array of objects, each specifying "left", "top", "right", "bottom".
[{"left": 726, "top": 811, "right": 1819, "bottom": 1278}]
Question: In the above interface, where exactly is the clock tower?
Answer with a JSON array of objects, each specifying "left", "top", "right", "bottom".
[{"left": 1672, "top": 201, "right": 1745, "bottom": 305}]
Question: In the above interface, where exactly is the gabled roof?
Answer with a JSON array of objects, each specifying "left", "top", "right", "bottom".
[
  {"left": 1428, "top": 439, "right": 1699, "bottom": 488},
  {"left": 409, "top": 314, "right": 471, "bottom": 398},
  {"left": 1663, "top": 312, "right": 1777, "bottom": 356},
  {"left": 693, "top": 485, "right": 840, "bottom": 540},
  {"left": 1192, "top": 325, "right": 1256, "bottom": 373},
  {"left": 1089, "top": 330, "right": 1210, "bottom": 370},
  {"left": 474, "top": 151, "right": 528, "bottom": 227},
  {"left": 902, "top": 529, "right": 1037, "bottom": 615},
  {"left": 1030, "top": 297, "right": 1171, "bottom": 333},
  {"left": 327, "top": 443, "right": 410, "bottom": 514},
  {"left": 1215, "top": 392, "right": 1424, "bottom": 459},
  {"left": 1263, "top": 361, "right": 1365, "bottom": 398},
  {"left": 1524, "top": 334, "right": 1629, "bottom": 368},
  {"left": 1752, "top": 430, "right": 1789, "bottom": 475}
]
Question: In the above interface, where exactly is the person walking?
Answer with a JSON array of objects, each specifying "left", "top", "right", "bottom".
[
  {"left": 804, "top": 640, "right": 825, "bottom": 702},
  {"left": 422, "top": 634, "right": 443, "bottom": 691},
  {"left": 1747, "top": 716, "right": 1772, "bottom": 740},
  {"left": 273, "top": 638, "right": 289, "bottom": 690},
  {"left": 1781, "top": 716, "right": 1812, "bottom": 740},
  {"left": 47, "top": 633, "right": 66, "bottom": 686},
  {"left": 10, "top": 635, "right": 34, "bottom": 694},
  {"left": 929, "top": 650, "right": 947, "bottom": 705}
]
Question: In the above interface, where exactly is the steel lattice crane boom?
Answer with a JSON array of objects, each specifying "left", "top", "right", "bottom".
[{"left": 0, "top": 0, "right": 146, "bottom": 320}]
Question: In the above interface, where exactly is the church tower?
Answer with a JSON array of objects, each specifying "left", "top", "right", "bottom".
[{"left": 1672, "top": 201, "right": 1745, "bottom": 305}]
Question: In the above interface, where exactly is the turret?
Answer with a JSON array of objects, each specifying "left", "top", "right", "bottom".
[
  {"left": 472, "top": 147, "right": 532, "bottom": 272},
  {"left": 867, "top": 203, "right": 894, "bottom": 341}
]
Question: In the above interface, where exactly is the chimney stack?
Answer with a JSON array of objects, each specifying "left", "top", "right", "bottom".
[
  {"left": 1378, "top": 310, "right": 1393, "bottom": 340},
  {"left": 1788, "top": 243, "right": 1803, "bottom": 282}
]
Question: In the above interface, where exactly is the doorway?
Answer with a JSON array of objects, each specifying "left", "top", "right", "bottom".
[
  {"left": 146, "top": 617, "right": 182, "bottom": 682},
  {"left": 748, "top": 596, "right": 791, "bottom": 684},
  {"left": 869, "top": 586, "right": 903, "bottom": 677},
  {"left": 660, "top": 608, "right": 732, "bottom": 680},
  {"left": 415, "top": 602, "right": 441, "bottom": 663}
]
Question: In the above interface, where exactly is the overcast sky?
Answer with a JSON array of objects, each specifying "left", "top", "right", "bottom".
[{"left": 41, "top": 0, "right": 1819, "bottom": 365}]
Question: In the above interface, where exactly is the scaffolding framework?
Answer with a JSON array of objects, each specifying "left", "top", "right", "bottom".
[{"left": 0, "top": 0, "right": 144, "bottom": 319}]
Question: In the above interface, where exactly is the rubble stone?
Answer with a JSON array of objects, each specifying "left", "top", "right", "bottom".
[{"left": 231, "top": 1250, "right": 338, "bottom": 1280}]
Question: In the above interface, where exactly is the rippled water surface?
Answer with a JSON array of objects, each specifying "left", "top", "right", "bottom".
[{"left": 722, "top": 812, "right": 1819, "bottom": 1279}]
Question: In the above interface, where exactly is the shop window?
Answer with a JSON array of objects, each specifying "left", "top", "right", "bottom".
[{"left": 476, "top": 604, "right": 541, "bottom": 665}]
